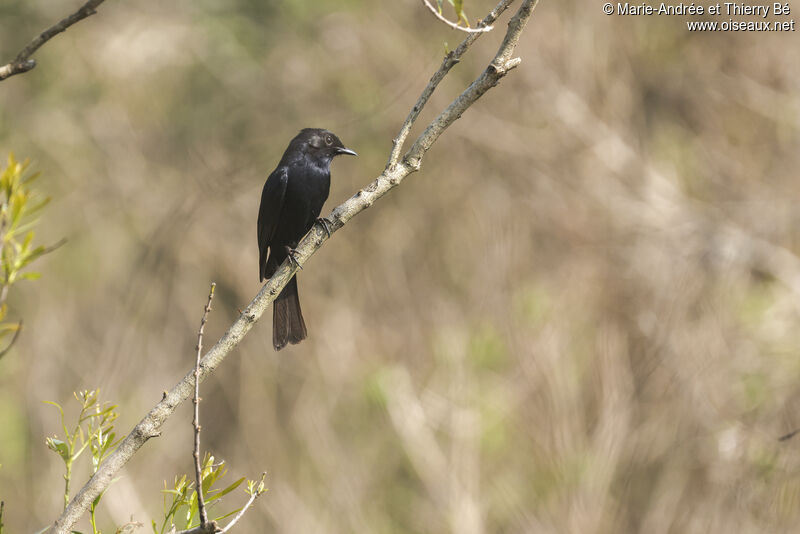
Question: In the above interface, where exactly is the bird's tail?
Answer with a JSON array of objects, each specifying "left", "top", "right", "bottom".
[{"left": 273, "top": 276, "right": 307, "bottom": 351}]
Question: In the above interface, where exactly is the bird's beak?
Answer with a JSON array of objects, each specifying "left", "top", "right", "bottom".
[{"left": 336, "top": 147, "right": 358, "bottom": 157}]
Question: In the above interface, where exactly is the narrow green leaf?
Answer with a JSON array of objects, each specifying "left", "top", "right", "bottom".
[
  {"left": 453, "top": 0, "right": 463, "bottom": 17},
  {"left": 211, "top": 506, "right": 243, "bottom": 523},
  {"left": 0, "top": 321, "right": 20, "bottom": 333},
  {"left": 22, "top": 170, "right": 41, "bottom": 185},
  {"left": 206, "top": 477, "right": 245, "bottom": 503},
  {"left": 46, "top": 437, "right": 71, "bottom": 461}
]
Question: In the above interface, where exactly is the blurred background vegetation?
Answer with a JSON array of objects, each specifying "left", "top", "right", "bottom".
[{"left": 1, "top": 0, "right": 800, "bottom": 532}]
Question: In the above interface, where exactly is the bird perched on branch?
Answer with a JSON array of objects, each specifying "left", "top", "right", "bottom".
[{"left": 258, "top": 128, "right": 357, "bottom": 350}]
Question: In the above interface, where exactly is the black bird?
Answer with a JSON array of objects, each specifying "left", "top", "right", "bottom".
[{"left": 258, "top": 128, "right": 357, "bottom": 350}]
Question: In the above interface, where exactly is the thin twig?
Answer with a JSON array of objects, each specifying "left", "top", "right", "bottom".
[
  {"left": 421, "top": 0, "right": 494, "bottom": 33},
  {"left": 0, "top": 0, "right": 108, "bottom": 81},
  {"left": 193, "top": 283, "right": 216, "bottom": 528},
  {"left": 49, "top": 2, "right": 539, "bottom": 531},
  {"left": 0, "top": 320, "right": 22, "bottom": 361},
  {"left": 388, "top": 0, "right": 516, "bottom": 168},
  {"left": 218, "top": 474, "right": 267, "bottom": 534},
  {"left": 404, "top": 0, "right": 537, "bottom": 169}
]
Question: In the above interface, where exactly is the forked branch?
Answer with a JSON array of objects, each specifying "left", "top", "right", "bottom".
[{"left": 49, "top": 1, "right": 540, "bottom": 531}]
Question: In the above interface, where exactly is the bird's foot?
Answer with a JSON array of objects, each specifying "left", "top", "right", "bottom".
[
  {"left": 316, "top": 217, "right": 333, "bottom": 238},
  {"left": 284, "top": 246, "right": 303, "bottom": 270}
]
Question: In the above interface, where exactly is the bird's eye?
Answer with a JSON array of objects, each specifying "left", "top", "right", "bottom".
[{"left": 325, "top": 135, "right": 334, "bottom": 145}]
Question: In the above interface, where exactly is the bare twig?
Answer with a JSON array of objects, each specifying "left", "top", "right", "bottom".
[
  {"left": 193, "top": 283, "right": 216, "bottom": 528},
  {"left": 0, "top": 320, "right": 22, "bottom": 361},
  {"left": 49, "top": 2, "right": 539, "bottom": 531},
  {"left": 421, "top": 0, "right": 494, "bottom": 33},
  {"left": 0, "top": 0, "right": 108, "bottom": 82},
  {"left": 388, "top": 0, "right": 516, "bottom": 168},
  {"left": 218, "top": 474, "right": 268, "bottom": 534}
]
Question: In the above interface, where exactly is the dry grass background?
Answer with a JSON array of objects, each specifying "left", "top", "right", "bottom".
[{"left": 1, "top": 0, "right": 800, "bottom": 532}]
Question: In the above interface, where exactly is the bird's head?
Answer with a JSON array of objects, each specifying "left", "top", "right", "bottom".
[{"left": 292, "top": 128, "right": 357, "bottom": 164}]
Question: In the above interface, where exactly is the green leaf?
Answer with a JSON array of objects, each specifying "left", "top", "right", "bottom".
[
  {"left": 206, "top": 477, "right": 245, "bottom": 503},
  {"left": 211, "top": 506, "right": 243, "bottom": 524},
  {"left": 21, "top": 231, "right": 33, "bottom": 251},
  {"left": 72, "top": 439, "right": 91, "bottom": 461},
  {"left": 446, "top": 0, "right": 469, "bottom": 26},
  {"left": 46, "top": 437, "right": 71, "bottom": 461},
  {"left": 22, "top": 170, "right": 41, "bottom": 185},
  {"left": 18, "top": 245, "right": 49, "bottom": 269},
  {"left": 0, "top": 321, "right": 20, "bottom": 333},
  {"left": 102, "top": 431, "right": 118, "bottom": 453}
]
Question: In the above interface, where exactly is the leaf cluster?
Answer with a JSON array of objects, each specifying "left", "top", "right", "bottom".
[
  {"left": 0, "top": 153, "right": 60, "bottom": 357},
  {"left": 153, "top": 454, "right": 246, "bottom": 534},
  {"left": 44, "top": 390, "right": 122, "bottom": 534},
  {"left": 45, "top": 390, "right": 121, "bottom": 471}
]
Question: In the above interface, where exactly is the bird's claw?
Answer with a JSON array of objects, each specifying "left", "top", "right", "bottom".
[
  {"left": 285, "top": 246, "right": 303, "bottom": 270},
  {"left": 316, "top": 217, "right": 333, "bottom": 238}
]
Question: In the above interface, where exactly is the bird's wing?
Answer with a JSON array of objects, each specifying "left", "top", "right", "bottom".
[{"left": 257, "top": 166, "right": 289, "bottom": 281}]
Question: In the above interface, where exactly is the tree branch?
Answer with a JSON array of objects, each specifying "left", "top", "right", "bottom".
[
  {"left": 48, "top": 1, "right": 540, "bottom": 531},
  {"left": 388, "top": 0, "right": 516, "bottom": 168},
  {"left": 0, "top": 0, "right": 107, "bottom": 82},
  {"left": 193, "top": 283, "right": 216, "bottom": 528},
  {"left": 420, "top": 0, "right": 495, "bottom": 33}
]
